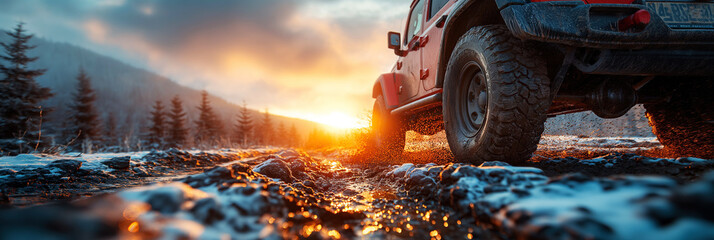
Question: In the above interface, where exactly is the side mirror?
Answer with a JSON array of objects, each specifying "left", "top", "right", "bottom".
[
  {"left": 388, "top": 31, "right": 401, "bottom": 50},
  {"left": 388, "top": 32, "right": 406, "bottom": 57}
]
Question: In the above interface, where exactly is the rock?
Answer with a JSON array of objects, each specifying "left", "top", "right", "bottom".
[
  {"left": 204, "top": 166, "right": 234, "bottom": 181},
  {"left": 342, "top": 188, "right": 358, "bottom": 196},
  {"left": 146, "top": 187, "right": 186, "bottom": 214},
  {"left": 302, "top": 180, "right": 317, "bottom": 189},
  {"left": 0, "top": 169, "right": 16, "bottom": 176},
  {"left": 102, "top": 156, "right": 131, "bottom": 170},
  {"left": 289, "top": 160, "right": 306, "bottom": 174},
  {"left": 191, "top": 197, "right": 224, "bottom": 224},
  {"left": 450, "top": 165, "right": 485, "bottom": 182},
  {"left": 548, "top": 173, "right": 592, "bottom": 184},
  {"left": 230, "top": 162, "right": 251, "bottom": 173},
  {"left": 278, "top": 149, "right": 301, "bottom": 159},
  {"left": 253, "top": 159, "right": 294, "bottom": 183},
  {"left": 480, "top": 161, "right": 512, "bottom": 167},
  {"left": 386, "top": 163, "right": 415, "bottom": 180},
  {"left": 0, "top": 191, "right": 10, "bottom": 206},
  {"left": 48, "top": 159, "right": 82, "bottom": 173},
  {"left": 671, "top": 171, "right": 714, "bottom": 221},
  {"left": 133, "top": 168, "right": 150, "bottom": 177},
  {"left": 75, "top": 169, "right": 90, "bottom": 176},
  {"left": 184, "top": 166, "right": 236, "bottom": 188}
]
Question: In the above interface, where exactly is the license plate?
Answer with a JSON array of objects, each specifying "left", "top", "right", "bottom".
[{"left": 647, "top": 2, "right": 714, "bottom": 29}]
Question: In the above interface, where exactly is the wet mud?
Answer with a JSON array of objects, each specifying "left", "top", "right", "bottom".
[{"left": 1, "top": 137, "right": 714, "bottom": 239}]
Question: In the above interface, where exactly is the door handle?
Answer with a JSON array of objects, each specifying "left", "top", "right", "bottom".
[
  {"left": 436, "top": 15, "right": 447, "bottom": 28},
  {"left": 420, "top": 68, "right": 429, "bottom": 80},
  {"left": 420, "top": 36, "right": 429, "bottom": 47},
  {"left": 410, "top": 41, "right": 420, "bottom": 51}
]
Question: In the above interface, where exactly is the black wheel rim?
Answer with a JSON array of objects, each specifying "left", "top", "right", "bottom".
[{"left": 456, "top": 61, "right": 488, "bottom": 138}]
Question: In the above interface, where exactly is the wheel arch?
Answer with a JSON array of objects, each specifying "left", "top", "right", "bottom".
[
  {"left": 372, "top": 73, "right": 400, "bottom": 110},
  {"left": 435, "top": 0, "right": 508, "bottom": 88}
]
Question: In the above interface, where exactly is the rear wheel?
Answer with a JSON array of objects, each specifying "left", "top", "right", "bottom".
[
  {"left": 442, "top": 25, "right": 550, "bottom": 165},
  {"left": 371, "top": 95, "right": 405, "bottom": 156},
  {"left": 645, "top": 80, "right": 714, "bottom": 158}
]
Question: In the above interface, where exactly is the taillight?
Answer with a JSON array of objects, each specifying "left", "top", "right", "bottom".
[
  {"left": 617, "top": 9, "right": 651, "bottom": 31},
  {"left": 531, "top": 0, "right": 634, "bottom": 4}
]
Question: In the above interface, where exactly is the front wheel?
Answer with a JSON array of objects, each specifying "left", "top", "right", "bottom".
[
  {"left": 442, "top": 25, "right": 550, "bottom": 165},
  {"left": 371, "top": 95, "right": 405, "bottom": 156}
]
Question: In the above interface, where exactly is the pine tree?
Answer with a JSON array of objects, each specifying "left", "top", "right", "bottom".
[
  {"left": 195, "top": 90, "right": 223, "bottom": 146},
  {"left": 69, "top": 67, "right": 99, "bottom": 152},
  {"left": 120, "top": 112, "right": 137, "bottom": 152},
  {"left": 167, "top": 95, "right": 187, "bottom": 148},
  {"left": 0, "top": 22, "right": 53, "bottom": 155},
  {"left": 234, "top": 101, "right": 252, "bottom": 147},
  {"left": 210, "top": 114, "right": 225, "bottom": 142},
  {"left": 103, "top": 113, "right": 118, "bottom": 150},
  {"left": 258, "top": 109, "right": 274, "bottom": 145},
  {"left": 276, "top": 122, "right": 287, "bottom": 146},
  {"left": 288, "top": 124, "right": 300, "bottom": 147},
  {"left": 148, "top": 100, "right": 166, "bottom": 149}
]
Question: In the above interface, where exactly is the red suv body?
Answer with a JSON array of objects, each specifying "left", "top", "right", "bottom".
[{"left": 371, "top": 0, "right": 714, "bottom": 163}]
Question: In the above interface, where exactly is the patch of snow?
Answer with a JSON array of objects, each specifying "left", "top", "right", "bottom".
[
  {"left": 386, "top": 163, "right": 415, "bottom": 179},
  {"left": 539, "top": 135, "right": 661, "bottom": 151},
  {"left": 0, "top": 152, "right": 150, "bottom": 172}
]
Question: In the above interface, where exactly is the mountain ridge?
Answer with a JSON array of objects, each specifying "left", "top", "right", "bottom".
[{"left": 0, "top": 31, "right": 325, "bottom": 143}]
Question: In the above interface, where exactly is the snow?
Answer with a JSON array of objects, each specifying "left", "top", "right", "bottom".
[
  {"left": 119, "top": 182, "right": 211, "bottom": 205},
  {"left": 446, "top": 169, "right": 714, "bottom": 240},
  {"left": 386, "top": 163, "right": 415, "bottom": 179},
  {"left": 0, "top": 148, "right": 274, "bottom": 173},
  {"left": 117, "top": 182, "right": 272, "bottom": 239},
  {"left": 539, "top": 135, "right": 661, "bottom": 151},
  {"left": 0, "top": 152, "right": 149, "bottom": 172},
  {"left": 498, "top": 179, "right": 671, "bottom": 240},
  {"left": 644, "top": 218, "right": 714, "bottom": 240}
]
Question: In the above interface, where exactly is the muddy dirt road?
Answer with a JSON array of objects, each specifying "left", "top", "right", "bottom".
[{"left": 1, "top": 136, "right": 714, "bottom": 239}]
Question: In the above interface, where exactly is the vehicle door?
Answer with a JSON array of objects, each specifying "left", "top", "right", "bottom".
[
  {"left": 421, "top": 0, "right": 454, "bottom": 91},
  {"left": 396, "top": 0, "right": 427, "bottom": 104}
]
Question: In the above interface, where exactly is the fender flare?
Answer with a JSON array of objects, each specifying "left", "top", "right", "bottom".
[
  {"left": 372, "top": 73, "right": 400, "bottom": 110},
  {"left": 434, "top": 0, "right": 523, "bottom": 88}
]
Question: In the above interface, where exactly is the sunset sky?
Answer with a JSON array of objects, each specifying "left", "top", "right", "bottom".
[{"left": 0, "top": 0, "right": 412, "bottom": 128}]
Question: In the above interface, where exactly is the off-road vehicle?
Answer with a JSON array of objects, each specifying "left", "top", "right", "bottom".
[{"left": 371, "top": 0, "right": 714, "bottom": 164}]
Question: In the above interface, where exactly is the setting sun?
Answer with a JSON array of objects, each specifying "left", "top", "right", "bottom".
[{"left": 309, "top": 112, "right": 368, "bottom": 130}]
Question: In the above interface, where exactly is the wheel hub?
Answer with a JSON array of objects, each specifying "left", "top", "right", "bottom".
[{"left": 466, "top": 72, "right": 487, "bottom": 128}]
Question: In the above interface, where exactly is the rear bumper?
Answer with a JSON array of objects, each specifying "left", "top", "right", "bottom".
[
  {"left": 573, "top": 48, "right": 714, "bottom": 75},
  {"left": 501, "top": 1, "right": 714, "bottom": 49}
]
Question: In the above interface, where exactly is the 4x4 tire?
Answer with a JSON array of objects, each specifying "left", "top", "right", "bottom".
[
  {"left": 442, "top": 25, "right": 550, "bottom": 165},
  {"left": 645, "top": 80, "right": 714, "bottom": 158},
  {"left": 371, "top": 95, "right": 406, "bottom": 156}
]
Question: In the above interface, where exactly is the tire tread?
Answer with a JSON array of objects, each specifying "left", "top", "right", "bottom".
[{"left": 444, "top": 25, "right": 550, "bottom": 164}]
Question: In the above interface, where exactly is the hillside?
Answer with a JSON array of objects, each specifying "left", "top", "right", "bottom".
[{"left": 0, "top": 32, "right": 324, "bottom": 144}]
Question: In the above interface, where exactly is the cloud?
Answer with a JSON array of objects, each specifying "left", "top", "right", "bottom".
[{"left": 1, "top": 0, "right": 414, "bottom": 123}]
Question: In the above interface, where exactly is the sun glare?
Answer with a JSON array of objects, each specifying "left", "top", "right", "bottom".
[{"left": 316, "top": 112, "right": 368, "bottom": 130}]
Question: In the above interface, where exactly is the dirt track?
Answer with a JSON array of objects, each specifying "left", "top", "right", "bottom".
[{"left": 1, "top": 136, "right": 714, "bottom": 239}]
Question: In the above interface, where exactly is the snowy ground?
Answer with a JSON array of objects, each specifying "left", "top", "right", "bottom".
[
  {"left": 0, "top": 152, "right": 150, "bottom": 172},
  {"left": 1, "top": 136, "right": 713, "bottom": 239}
]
